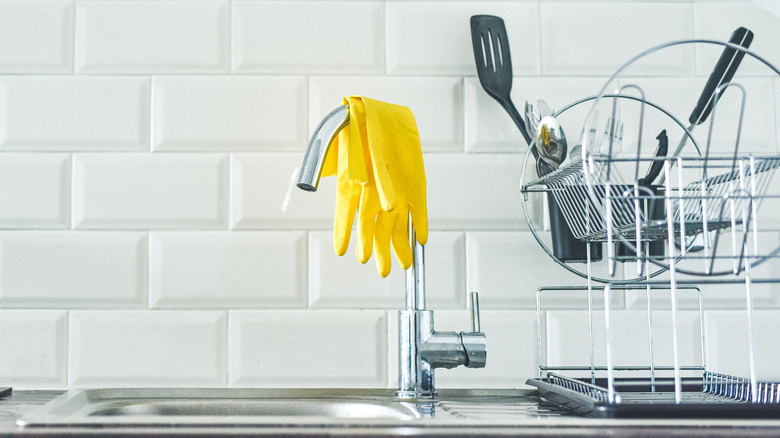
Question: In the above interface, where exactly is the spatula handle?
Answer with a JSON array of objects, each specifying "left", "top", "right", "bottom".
[{"left": 689, "top": 27, "right": 753, "bottom": 125}]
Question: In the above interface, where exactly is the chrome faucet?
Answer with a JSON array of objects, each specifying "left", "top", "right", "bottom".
[
  {"left": 297, "top": 105, "right": 349, "bottom": 192},
  {"left": 297, "top": 106, "right": 487, "bottom": 400},
  {"left": 396, "top": 227, "right": 487, "bottom": 400}
]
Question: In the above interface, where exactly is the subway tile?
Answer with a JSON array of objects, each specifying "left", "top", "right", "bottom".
[
  {"left": 705, "top": 310, "right": 780, "bottom": 381},
  {"left": 545, "top": 310, "right": 702, "bottom": 376},
  {"left": 230, "top": 153, "right": 334, "bottom": 230},
  {"left": 0, "top": 77, "right": 150, "bottom": 151},
  {"left": 694, "top": 2, "right": 780, "bottom": 77},
  {"left": 624, "top": 232, "right": 780, "bottom": 310},
  {"left": 75, "top": 1, "right": 229, "bottom": 74},
  {"left": 464, "top": 77, "right": 608, "bottom": 153},
  {"left": 386, "top": 2, "right": 539, "bottom": 76},
  {"left": 152, "top": 77, "right": 307, "bottom": 152},
  {"left": 308, "top": 230, "right": 405, "bottom": 308},
  {"left": 540, "top": 2, "right": 693, "bottom": 76},
  {"left": 309, "top": 231, "right": 465, "bottom": 309},
  {"left": 150, "top": 231, "right": 307, "bottom": 309},
  {"left": 431, "top": 310, "right": 537, "bottom": 388},
  {"left": 0, "top": 232, "right": 147, "bottom": 308},
  {"left": 0, "top": 310, "right": 67, "bottom": 389},
  {"left": 0, "top": 1, "right": 73, "bottom": 73},
  {"left": 0, "top": 154, "right": 70, "bottom": 229},
  {"left": 467, "top": 231, "right": 617, "bottom": 310},
  {"left": 614, "top": 77, "right": 776, "bottom": 158},
  {"left": 229, "top": 310, "right": 387, "bottom": 387},
  {"left": 232, "top": 1, "right": 383, "bottom": 74},
  {"left": 309, "top": 77, "right": 464, "bottom": 152},
  {"left": 425, "top": 153, "right": 527, "bottom": 230},
  {"left": 70, "top": 311, "right": 227, "bottom": 387},
  {"left": 73, "top": 153, "right": 228, "bottom": 229}
]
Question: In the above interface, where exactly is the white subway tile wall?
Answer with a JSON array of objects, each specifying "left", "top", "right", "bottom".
[{"left": 0, "top": 0, "right": 779, "bottom": 390}]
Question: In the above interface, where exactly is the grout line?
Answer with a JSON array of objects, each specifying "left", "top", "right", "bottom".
[
  {"left": 70, "top": 0, "right": 77, "bottom": 75},
  {"left": 227, "top": 0, "right": 233, "bottom": 74},
  {"left": 63, "top": 309, "right": 71, "bottom": 390},
  {"left": 536, "top": 0, "right": 544, "bottom": 77}
]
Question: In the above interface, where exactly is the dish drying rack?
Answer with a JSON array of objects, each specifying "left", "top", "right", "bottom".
[{"left": 521, "top": 39, "right": 780, "bottom": 417}]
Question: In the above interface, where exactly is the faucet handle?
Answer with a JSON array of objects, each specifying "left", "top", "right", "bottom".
[{"left": 470, "top": 292, "right": 481, "bottom": 333}]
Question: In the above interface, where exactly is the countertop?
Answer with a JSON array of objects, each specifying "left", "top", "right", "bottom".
[{"left": 5, "top": 390, "right": 780, "bottom": 437}]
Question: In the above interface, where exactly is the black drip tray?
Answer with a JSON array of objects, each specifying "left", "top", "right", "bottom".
[{"left": 527, "top": 376, "right": 780, "bottom": 418}]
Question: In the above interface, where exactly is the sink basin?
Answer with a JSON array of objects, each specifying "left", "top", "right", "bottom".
[{"left": 17, "top": 388, "right": 568, "bottom": 427}]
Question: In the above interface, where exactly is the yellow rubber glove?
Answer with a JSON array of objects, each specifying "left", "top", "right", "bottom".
[
  {"left": 325, "top": 98, "right": 368, "bottom": 258},
  {"left": 361, "top": 97, "right": 428, "bottom": 276},
  {"left": 320, "top": 96, "right": 428, "bottom": 278}
]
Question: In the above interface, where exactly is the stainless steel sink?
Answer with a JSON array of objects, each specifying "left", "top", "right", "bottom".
[{"left": 17, "top": 388, "right": 568, "bottom": 427}]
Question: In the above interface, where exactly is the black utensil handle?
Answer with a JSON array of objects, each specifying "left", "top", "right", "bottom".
[
  {"left": 639, "top": 129, "right": 668, "bottom": 186},
  {"left": 689, "top": 26, "right": 754, "bottom": 126}
]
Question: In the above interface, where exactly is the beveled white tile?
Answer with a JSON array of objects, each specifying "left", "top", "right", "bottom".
[
  {"left": 432, "top": 310, "right": 537, "bottom": 388},
  {"left": 467, "top": 231, "right": 617, "bottom": 310},
  {"left": 615, "top": 77, "right": 776, "bottom": 158},
  {"left": 0, "top": 310, "right": 67, "bottom": 389},
  {"left": 73, "top": 154, "right": 228, "bottom": 229},
  {"left": 309, "top": 77, "right": 463, "bottom": 152},
  {"left": 0, "top": 232, "right": 147, "bottom": 308},
  {"left": 230, "top": 153, "right": 334, "bottom": 230},
  {"left": 76, "top": 1, "right": 229, "bottom": 74},
  {"left": 232, "top": 1, "right": 383, "bottom": 74},
  {"left": 0, "top": 77, "right": 150, "bottom": 151},
  {"left": 625, "top": 232, "right": 780, "bottom": 310},
  {"left": 386, "top": 2, "right": 539, "bottom": 76},
  {"left": 308, "top": 230, "right": 406, "bottom": 308},
  {"left": 545, "top": 310, "right": 702, "bottom": 376},
  {"left": 0, "top": 0, "right": 73, "bottom": 73},
  {"left": 152, "top": 76, "right": 307, "bottom": 151},
  {"left": 541, "top": 2, "right": 693, "bottom": 76},
  {"left": 0, "top": 154, "right": 70, "bottom": 229},
  {"left": 70, "top": 311, "right": 227, "bottom": 387},
  {"left": 465, "top": 77, "right": 609, "bottom": 153},
  {"left": 150, "top": 231, "right": 307, "bottom": 309},
  {"left": 229, "top": 310, "right": 387, "bottom": 387},
  {"left": 309, "top": 231, "right": 465, "bottom": 309},
  {"left": 694, "top": 2, "right": 780, "bottom": 77},
  {"left": 705, "top": 310, "right": 780, "bottom": 381},
  {"left": 425, "top": 153, "right": 527, "bottom": 230}
]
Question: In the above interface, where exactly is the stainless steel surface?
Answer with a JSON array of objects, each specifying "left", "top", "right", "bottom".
[
  {"left": 524, "top": 101, "right": 540, "bottom": 136},
  {"left": 535, "top": 115, "right": 567, "bottom": 169},
  {"left": 395, "top": 234, "right": 487, "bottom": 399},
  {"left": 17, "top": 388, "right": 566, "bottom": 428},
  {"left": 296, "top": 104, "right": 349, "bottom": 192}
]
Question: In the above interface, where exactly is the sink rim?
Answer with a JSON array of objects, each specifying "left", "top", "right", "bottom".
[{"left": 16, "top": 387, "right": 553, "bottom": 428}]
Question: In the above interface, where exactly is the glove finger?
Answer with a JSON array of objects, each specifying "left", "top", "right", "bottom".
[
  {"left": 333, "top": 181, "right": 360, "bottom": 256},
  {"left": 356, "top": 182, "right": 382, "bottom": 263},
  {"left": 373, "top": 210, "right": 396, "bottom": 278},
  {"left": 333, "top": 127, "right": 359, "bottom": 256},
  {"left": 409, "top": 196, "right": 428, "bottom": 246},
  {"left": 390, "top": 209, "right": 413, "bottom": 270}
]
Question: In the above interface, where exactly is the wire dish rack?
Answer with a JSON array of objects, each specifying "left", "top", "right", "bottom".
[{"left": 521, "top": 38, "right": 780, "bottom": 418}]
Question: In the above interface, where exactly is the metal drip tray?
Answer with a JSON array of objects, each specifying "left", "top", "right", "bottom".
[{"left": 528, "top": 373, "right": 780, "bottom": 418}]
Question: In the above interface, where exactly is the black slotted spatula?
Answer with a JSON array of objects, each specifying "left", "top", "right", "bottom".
[{"left": 470, "top": 15, "right": 537, "bottom": 159}]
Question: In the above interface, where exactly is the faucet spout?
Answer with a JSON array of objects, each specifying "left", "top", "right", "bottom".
[{"left": 296, "top": 105, "right": 349, "bottom": 192}]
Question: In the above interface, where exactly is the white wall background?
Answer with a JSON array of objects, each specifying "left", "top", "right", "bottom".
[{"left": 1, "top": 0, "right": 780, "bottom": 390}]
